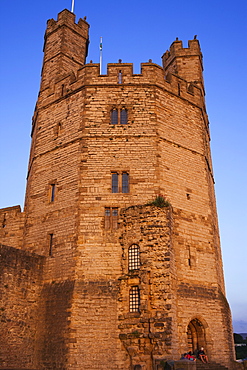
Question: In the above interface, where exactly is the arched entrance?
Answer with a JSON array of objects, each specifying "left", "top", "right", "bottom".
[{"left": 187, "top": 318, "right": 206, "bottom": 353}]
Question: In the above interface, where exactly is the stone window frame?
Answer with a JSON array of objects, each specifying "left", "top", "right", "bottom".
[
  {"left": 110, "top": 107, "right": 128, "bottom": 125},
  {"left": 111, "top": 172, "right": 129, "bottom": 193},
  {"left": 48, "top": 180, "right": 58, "bottom": 203},
  {"left": 104, "top": 207, "right": 118, "bottom": 230}
]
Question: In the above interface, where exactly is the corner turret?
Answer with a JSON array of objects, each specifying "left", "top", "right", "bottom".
[
  {"left": 40, "top": 9, "right": 89, "bottom": 90},
  {"left": 162, "top": 38, "right": 204, "bottom": 95}
]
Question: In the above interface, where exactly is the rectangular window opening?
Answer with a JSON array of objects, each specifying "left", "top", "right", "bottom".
[
  {"left": 104, "top": 207, "right": 118, "bottom": 230},
  {"left": 122, "top": 172, "right": 129, "bottom": 193},
  {"left": 50, "top": 184, "right": 56, "bottom": 202},
  {"left": 112, "top": 173, "right": 119, "bottom": 193},
  {"left": 130, "top": 286, "right": 140, "bottom": 313},
  {"left": 118, "top": 71, "right": 122, "bottom": 84},
  {"left": 120, "top": 109, "right": 128, "bottom": 124},
  {"left": 49, "top": 233, "right": 53, "bottom": 256}
]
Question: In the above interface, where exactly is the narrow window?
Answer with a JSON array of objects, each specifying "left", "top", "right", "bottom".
[
  {"left": 118, "top": 71, "right": 122, "bottom": 84},
  {"left": 178, "top": 83, "right": 181, "bottom": 96},
  {"left": 122, "top": 172, "right": 129, "bottom": 193},
  {"left": 112, "top": 208, "right": 118, "bottom": 230},
  {"left": 104, "top": 207, "right": 118, "bottom": 230},
  {"left": 105, "top": 208, "right": 111, "bottom": 230},
  {"left": 49, "top": 233, "right": 53, "bottom": 256},
  {"left": 111, "top": 109, "right": 118, "bottom": 125},
  {"left": 2, "top": 214, "right": 6, "bottom": 228},
  {"left": 57, "top": 122, "right": 62, "bottom": 137},
  {"left": 129, "top": 286, "right": 140, "bottom": 312},
  {"left": 50, "top": 184, "right": 56, "bottom": 202},
  {"left": 120, "top": 108, "right": 128, "bottom": 124},
  {"left": 129, "top": 244, "right": 140, "bottom": 271},
  {"left": 112, "top": 173, "right": 119, "bottom": 193}
]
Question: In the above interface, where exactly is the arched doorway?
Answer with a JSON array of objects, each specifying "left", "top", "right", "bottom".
[{"left": 187, "top": 318, "right": 206, "bottom": 353}]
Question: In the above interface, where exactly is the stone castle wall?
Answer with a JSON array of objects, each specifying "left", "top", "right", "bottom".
[
  {"left": 0, "top": 244, "right": 44, "bottom": 369},
  {"left": 0, "top": 9, "right": 235, "bottom": 370}
]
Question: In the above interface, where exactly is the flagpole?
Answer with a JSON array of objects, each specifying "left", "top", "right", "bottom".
[
  {"left": 71, "top": 0, "right": 75, "bottom": 13},
  {"left": 100, "top": 37, "right": 103, "bottom": 75}
]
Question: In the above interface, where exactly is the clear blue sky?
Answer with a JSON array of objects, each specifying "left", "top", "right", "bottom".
[{"left": 0, "top": 0, "right": 246, "bottom": 332}]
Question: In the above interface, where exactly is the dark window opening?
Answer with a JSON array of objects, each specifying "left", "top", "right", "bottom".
[
  {"left": 111, "top": 172, "right": 129, "bottom": 193},
  {"left": 122, "top": 172, "right": 129, "bottom": 193},
  {"left": 130, "top": 286, "right": 140, "bottom": 312},
  {"left": 111, "top": 109, "right": 118, "bottom": 125},
  {"left": 2, "top": 215, "right": 6, "bottom": 228},
  {"left": 50, "top": 184, "right": 56, "bottom": 202},
  {"left": 120, "top": 109, "right": 128, "bottom": 124},
  {"left": 128, "top": 244, "right": 140, "bottom": 271},
  {"left": 49, "top": 233, "right": 53, "bottom": 256},
  {"left": 112, "top": 173, "right": 119, "bottom": 193},
  {"left": 118, "top": 71, "right": 122, "bottom": 84},
  {"left": 110, "top": 108, "right": 128, "bottom": 125}
]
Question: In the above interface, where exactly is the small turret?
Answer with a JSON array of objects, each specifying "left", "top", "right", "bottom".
[
  {"left": 40, "top": 9, "right": 89, "bottom": 90},
  {"left": 162, "top": 38, "right": 204, "bottom": 94}
]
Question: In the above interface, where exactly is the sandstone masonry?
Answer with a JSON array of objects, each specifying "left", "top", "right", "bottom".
[{"left": 0, "top": 8, "right": 235, "bottom": 370}]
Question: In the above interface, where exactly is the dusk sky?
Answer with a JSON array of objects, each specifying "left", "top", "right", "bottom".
[{"left": 0, "top": 0, "right": 246, "bottom": 332}]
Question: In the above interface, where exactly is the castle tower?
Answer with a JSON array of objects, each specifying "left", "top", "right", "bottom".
[{"left": 0, "top": 9, "right": 235, "bottom": 370}]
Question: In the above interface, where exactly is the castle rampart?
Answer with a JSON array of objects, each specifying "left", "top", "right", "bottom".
[{"left": 0, "top": 8, "right": 235, "bottom": 370}]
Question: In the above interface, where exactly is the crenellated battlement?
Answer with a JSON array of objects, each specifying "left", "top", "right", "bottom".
[
  {"left": 41, "top": 9, "right": 89, "bottom": 90},
  {"left": 38, "top": 61, "right": 204, "bottom": 111},
  {"left": 162, "top": 38, "right": 204, "bottom": 95},
  {"left": 46, "top": 9, "right": 89, "bottom": 39},
  {"left": 162, "top": 38, "right": 202, "bottom": 63}
]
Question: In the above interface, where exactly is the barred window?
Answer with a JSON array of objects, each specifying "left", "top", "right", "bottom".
[
  {"left": 120, "top": 108, "right": 128, "bottom": 124},
  {"left": 128, "top": 244, "right": 140, "bottom": 271},
  {"left": 129, "top": 286, "right": 140, "bottom": 312},
  {"left": 122, "top": 172, "right": 129, "bottom": 193},
  {"left": 111, "top": 109, "right": 118, "bottom": 125}
]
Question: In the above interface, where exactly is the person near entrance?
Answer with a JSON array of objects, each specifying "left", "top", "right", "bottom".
[{"left": 198, "top": 347, "right": 209, "bottom": 363}]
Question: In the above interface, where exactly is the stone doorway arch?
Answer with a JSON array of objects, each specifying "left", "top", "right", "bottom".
[{"left": 187, "top": 318, "right": 206, "bottom": 353}]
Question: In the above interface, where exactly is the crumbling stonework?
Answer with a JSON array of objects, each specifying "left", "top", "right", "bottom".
[{"left": 0, "top": 8, "right": 235, "bottom": 370}]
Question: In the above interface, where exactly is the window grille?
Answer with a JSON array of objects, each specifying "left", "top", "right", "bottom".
[
  {"left": 111, "top": 109, "right": 118, "bottom": 125},
  {"left": 129, "top": 286, "right": 140, "bottom": 312},
  {"left": 128, "top": 244, "right": 140, "bottom": 271},
  {"left": 122, "top": 172, "right": 129, "bottom": 193},
  {"left": 120, "top": 109, "right": 128, "bottom": 124},
  {"left": 112, "top": 173, "right": 119, "bottom": 193}
]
